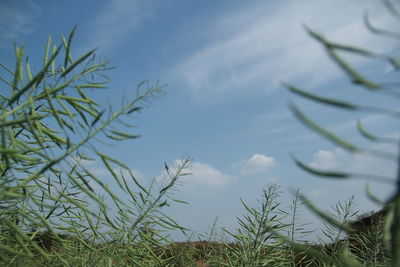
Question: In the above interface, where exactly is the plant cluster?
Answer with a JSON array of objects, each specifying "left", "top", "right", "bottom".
[
  {"left": 0, "top": 0, "right": 399, "bottom": 266},
  {"left": 0, "top": 27, "right": 190, "bottom": 266}
]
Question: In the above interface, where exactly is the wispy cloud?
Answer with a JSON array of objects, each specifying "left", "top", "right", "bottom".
[
  {"left": 171, "top": 0, "right": 398, "bottom": 102},
  {"left": 188, "top": 161, "right": 236, "bottom": 187},
  {"left": 309, "top": 147, "right": 397, "bottom": 178},
  {"left": 157, "top": 160, "right": 236, "bottom": 188},
  {"left": 81, "top": 0, "right": 157, "bottom": 53},
  {"left": 235, "top": 153, "right": 275, "bottom": 175},
  {"left": 0, "top": 0, "right": 42, "bottom": 49}
]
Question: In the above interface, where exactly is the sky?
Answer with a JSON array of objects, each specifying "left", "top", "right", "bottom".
[{"left": 1, "top": 0, "right": 399, "bottom": 242}]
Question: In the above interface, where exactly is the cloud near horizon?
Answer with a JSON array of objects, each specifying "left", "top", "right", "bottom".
[
  {"left": 156, "top": 159, "right": 236, "bottom": 188},
  {"left": 157, "top": 154, "right": 276, "bottom": 189},
  {"left": 309, "top": 147, "right": 397, "bottom": 179},
  {"left": 235, "top": 153, "right": 275, "bottom": 175}
]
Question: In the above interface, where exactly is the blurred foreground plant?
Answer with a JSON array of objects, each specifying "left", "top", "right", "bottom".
[{"left": 279, "top": 0, "right": 400, "bottom": 266}]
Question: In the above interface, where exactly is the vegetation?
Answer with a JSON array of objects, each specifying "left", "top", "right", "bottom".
[
  {"left": 0, "top": 0, "right": 399, "bottom": 266},
  {"left": 0, "top": 27, "right": 190, "bottom": 266}
]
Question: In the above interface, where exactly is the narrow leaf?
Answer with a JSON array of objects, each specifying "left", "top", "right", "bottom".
[
  {"left": 286, "top": 84, "right": 357, "bottom": 110},
  {"left": 61, "top": 49, "right": 96, "bottom": 78},
  {"left": 289, "top": 103, "right": 359, "bottom": 152},
  {"left": 291, "top": 154, "right": 349, "bottom": 178}
]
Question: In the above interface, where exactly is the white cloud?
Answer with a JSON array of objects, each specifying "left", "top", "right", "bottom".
[
  {"left": 0, "top": 0, "right": 41, "bottom": 49},
  {"left": 171, "top": 0, "right": 398, "bottom": 101},
  {"left": 309, "top": 147, "right": 397, "bottom": 178},
  {"left": 309, "top": 149, "right": 340, "bottom": 170},
  {"left": 82, "top": 0, "right": 157, "bottom": 53},
  {"left": 236, "top": 153, "right": 275, "bottom": 175},
  {"left": 189, "top": 162, "right": 235, "bottom": 187},
  {"left": 157, "top": 160, "right": 236, "bottom": 188}
]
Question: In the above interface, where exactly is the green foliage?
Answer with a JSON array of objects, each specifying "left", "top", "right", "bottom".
[
  {"left": 0, "top": 28, "right": 189, "bottom": 265},
  {"left": 287, "top": 188, "right": 314, "bottom": 266},
  {"left": 1, "top": 1, "right": 398, "bottom": 266},
  {"left": 283, "top": 0, "right": 400, "bottom": 266},
  {"left": 223, "top": 183, "right": 289, "bottom": 266}
]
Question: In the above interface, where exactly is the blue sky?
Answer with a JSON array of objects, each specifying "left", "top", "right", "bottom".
[{"left": 1, "top": 0, "right": 399, "bottom": 241}]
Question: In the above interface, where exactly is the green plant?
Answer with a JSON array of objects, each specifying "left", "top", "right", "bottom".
[
  {"left": 280, "top": 0, "right": 400, "bottom": 265},
  {"left": 0, "top": 28, "right": 189, "bottom": 266},
  {"left": 315, "top": 197, "right": 359, "bottom": 264},
  {"left": 319, "top": 197, "right": 358, "bottom": 249},
  {"left": 223, "top": 183, "right": 288, "bottom": 266},
  {"left": 349, "top": 211, "right": 388, "bottom": 266},
  {"left": 286, "top": 188, "right": 313, "bottom": 267}
]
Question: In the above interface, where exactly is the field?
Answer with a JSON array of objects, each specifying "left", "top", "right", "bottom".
[
  {"left": 0, "top": 197, "right": 389, "bottom": 266},
  {"left": 1, "top": 1, "right": 399, "bottom": 266}
]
